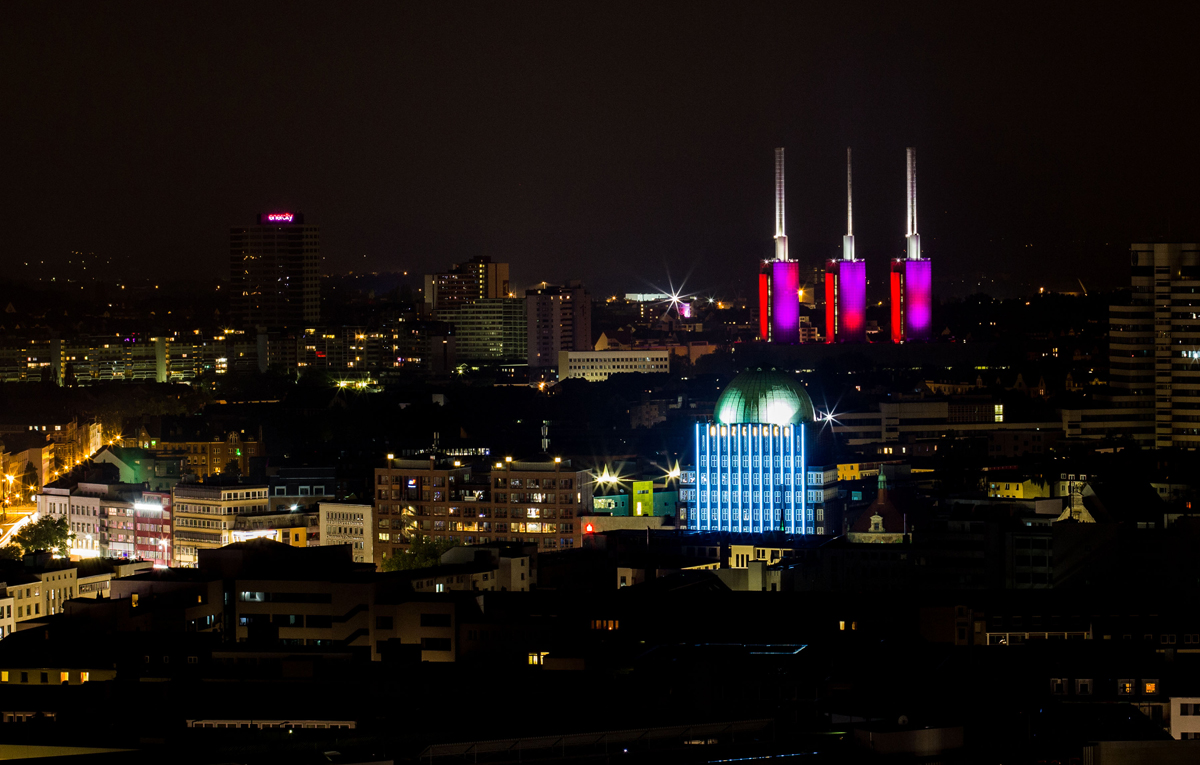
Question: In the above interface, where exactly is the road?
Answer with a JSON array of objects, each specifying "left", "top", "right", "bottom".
[{"left": 0, "top": 504, "right": 37, "bottom": 548}]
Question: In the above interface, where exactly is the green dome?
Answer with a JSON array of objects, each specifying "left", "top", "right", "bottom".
[{"left": 715, "top": 369, "right": 815, "bottom": 426}]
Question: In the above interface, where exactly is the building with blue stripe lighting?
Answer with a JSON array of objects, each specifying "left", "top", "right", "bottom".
[{"left": 682, "top": 369, "right": 836, "bottom": 535}]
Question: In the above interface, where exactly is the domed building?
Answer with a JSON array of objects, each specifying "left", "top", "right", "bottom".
[{"left": 684, "top": 369, "right": 837, "bottom": 536}]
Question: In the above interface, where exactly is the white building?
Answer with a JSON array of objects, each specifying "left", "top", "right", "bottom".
[
  {"left": 1172, "top": 697, "right": 1200, "bottom": 739},
  {"left": 558, "top": 350, "right": 670, "bottom": 383},
  {"left": 319, "top": 502, "right": 373, "bottom": 565},
  {"left": 37, "top": 486, "right": 101, "bottom": 557}
]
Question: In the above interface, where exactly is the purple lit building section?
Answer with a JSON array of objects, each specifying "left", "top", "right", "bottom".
[
  {"left": 769, "top": 260, "right": 800, "bottom": 344},
  {"left": 904, "top": 259, "right": 932, "bottom": 340},
  {"left": 837, "top": 259, "right": 867, "bottom": 342}
]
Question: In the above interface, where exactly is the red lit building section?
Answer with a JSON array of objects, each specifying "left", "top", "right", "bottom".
[
  {"left": 825, "top": 261, "right": 838, "bottom": 343},
  {"left": 758, "top": 270, "right": 771, "bottom": 341},
  {"left": 890, "top": 260, "right": 905, "bottom": 343}
]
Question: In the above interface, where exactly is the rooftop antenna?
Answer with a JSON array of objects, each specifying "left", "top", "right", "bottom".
[
  {"left": 844, "top": 147, "right": 855, "bottom": 261},
  {"left": 774, "top": 148, "right": 788, "bottom": 261}
]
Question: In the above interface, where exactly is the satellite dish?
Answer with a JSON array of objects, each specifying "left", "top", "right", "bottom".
[{"left": 898, "top": 715, "right": 909, "bottom": 726}]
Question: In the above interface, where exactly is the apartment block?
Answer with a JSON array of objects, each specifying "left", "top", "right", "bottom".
[
  {"left": 372, "top": 456, "right": 590, "bottom": 565},
  {"left": 319, "top": 502, "right": 373, "bottom": 565}
]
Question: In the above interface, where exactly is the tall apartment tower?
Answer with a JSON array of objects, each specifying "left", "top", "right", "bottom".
[
  {"left": 890, "top": 148, "right": 932, "bottom": 342},
  {"left": 825, "top": 148, "right": 867, "bottom": 343},
  {"left": 758, "top": 148, "right": 801, "bottom": 344},
  {"left": 424, "top": 256, "right": 511, "bottom": 315},
  {"left": 230, "top": 213, "right": 321, "bottom": 328},
  {"left": 526, "top": 281, "right": 592, "bottom": 379},
  {"left": 1109, "top": 243, "right": 1200, "bottom": 449}
]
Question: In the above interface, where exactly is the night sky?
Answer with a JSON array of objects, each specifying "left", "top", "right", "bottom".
[{"left": 4, "top": 2, "right": 1200, "bottom": 300}]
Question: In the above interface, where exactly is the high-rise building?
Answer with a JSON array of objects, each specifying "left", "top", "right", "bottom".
[
  {"left": 446, "top": 298, "right": 527, "bottom": 363},
  {"left": 424, "top": 256, "right": 511, "bottom": 315},
  {"left": 1105, "top": 243, "right": 1200, "bottom": 449},
  {"left": 526, "top": 281, "right": 592, "bottom": 378},
  {"left": 230, "top": 213, "right": 321, "bottom": 328},
  {"left": 826, "top": 148, "right": 867, "bottom": 343},
  {"left": 681, "top": 370, "right": 839, "bottom": 535},
  {"left": 890, "top": 149, "right": 932, "bottom": 342},
  {"left": 759, "top": 149, "right": 801, "bottom": 344}
]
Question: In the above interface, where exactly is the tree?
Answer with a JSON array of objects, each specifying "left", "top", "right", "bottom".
[
  {"left": 0, "top": 545, "right": 21, "bottom": 561},
  {"left": 13, "top": 516, "right": 73, "bottom": 556},
  {"left": 380, "top": 536, "right": 459, "bottom": 572}
]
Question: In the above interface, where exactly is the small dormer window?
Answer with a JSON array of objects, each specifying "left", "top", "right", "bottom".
[{"left": 870, "top": 514, "right": 884, "bottom": 533}]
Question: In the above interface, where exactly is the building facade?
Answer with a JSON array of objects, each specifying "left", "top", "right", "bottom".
[
  {"left": 446, "top": 298, "right": 527, "bottom": 364},
  {"left": 424, "top": 256, "right": 510, "bottom": 315},
  {"left": 373, "top": 456, "right": 589, "bottom": 565},
  {"left": 683, "top": 370, "right": 833, "bottom": 535},
  {"left": 526, "top": 281, "right": 592, "bottom": 378},
  {"left": 558, "top": 350, "right": 671, "bottom": 382},
  {"left": 230, "top": 212, "right": 320, "bottom": 328},
  {"left": 171, "top": 484, "right": 271, "bottom": 567},
  {"left": 319, "top": 502, "right": 373, "bottom": 565}
]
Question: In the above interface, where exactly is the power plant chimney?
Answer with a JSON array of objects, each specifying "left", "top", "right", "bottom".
[
  {"left": 774, "top": 147, "right": 788, "bottom": 261},
  {"left": 843, "top": 147, "right": 855, "bottom": 261},
  {"left": 906, "top": 146, "right": 920, "bottom": 260}
]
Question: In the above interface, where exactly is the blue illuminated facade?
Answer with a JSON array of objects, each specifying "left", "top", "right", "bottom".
[{"left": 686, "top": 421, "right": 810, "bottom": 534}]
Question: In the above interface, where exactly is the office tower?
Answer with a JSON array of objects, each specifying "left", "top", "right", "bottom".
[
  {"left": 826, "top": 149, "right": 867, "bottom": 343},
  {"left": 759, "top": 148, "right": 801, "bottom": 344},
  {"left": 424, "top": 256, "right": 511, "bottom": 315},
  {"left": 682, "top": 369, "right": 837, "bottom": 535},
  {"left": 890, "top": 148, "right": 932, "bottom": 342},
  {"left": 230, "top": 213, "right": 321, "bottom": 328},
  {"left": 526, "top": 280, "right": 592, "bottom": 379}
]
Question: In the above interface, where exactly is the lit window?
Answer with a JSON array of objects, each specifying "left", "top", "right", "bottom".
[
  {"left": 1144, "top": 680, "right": 1158, "bottom": 695},
  {"left": 60, "top": 671, "right": 69, "bottom": 683},
  {"left": 0, "top": 671, "right": 6, "bottom": 682}
]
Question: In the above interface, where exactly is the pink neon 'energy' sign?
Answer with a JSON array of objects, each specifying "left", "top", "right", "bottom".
[{"left": 266, "top": 213, "right": 294, "bottom": 223}]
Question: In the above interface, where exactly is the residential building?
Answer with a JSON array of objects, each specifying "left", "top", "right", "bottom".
[
  {"left": 92, "top": 445, "right": 183, "bottom": 491},
  {"left": 526, "top": 281, "right": 592, "bottom": 380},
  {"left": 373, "top": 456, "right": 590, "bottom": 564},
  {"left": 3, "top": 554, "right": 77, "bottom": 623},
  {"left": 445, "top": 298, "right": 527, "bottom": 363},
  {"left": 124, "top": 426, "right": 261, "bottom": 479},
  {"left": 171, "top": 483, "right": 271, "bottom": 567},
  {"left": 558, "top": 349, "right": 671, "bottom": 382},
  {"left": 424, "top": 256, "right": 510, "bottom": 314},
  {"left": 319, "top": 502, "right": 373, "bottom": 565},
  {"left": 0, "top": 591, "right": 12, "bottom": 639},
  {"left": 1104, "top": 242, "right": 1200, "bottom": 449},
  {"left": 230, "top": 212, "right": 320, "bottom": 327}
]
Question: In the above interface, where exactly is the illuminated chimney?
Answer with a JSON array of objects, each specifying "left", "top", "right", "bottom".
[
  {"left": 774, "top": 147, "right": 788, "bottom": 262},
  {"left": 843, "top": 147, "right": 855, "bottom": 262},
  {"left": 906, "top": 146, "right": 920, "bottom": 260}
]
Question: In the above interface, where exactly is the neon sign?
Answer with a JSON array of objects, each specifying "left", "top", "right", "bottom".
[{"left": 266, "top": 213, "right": 294, "bottom": 223}]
